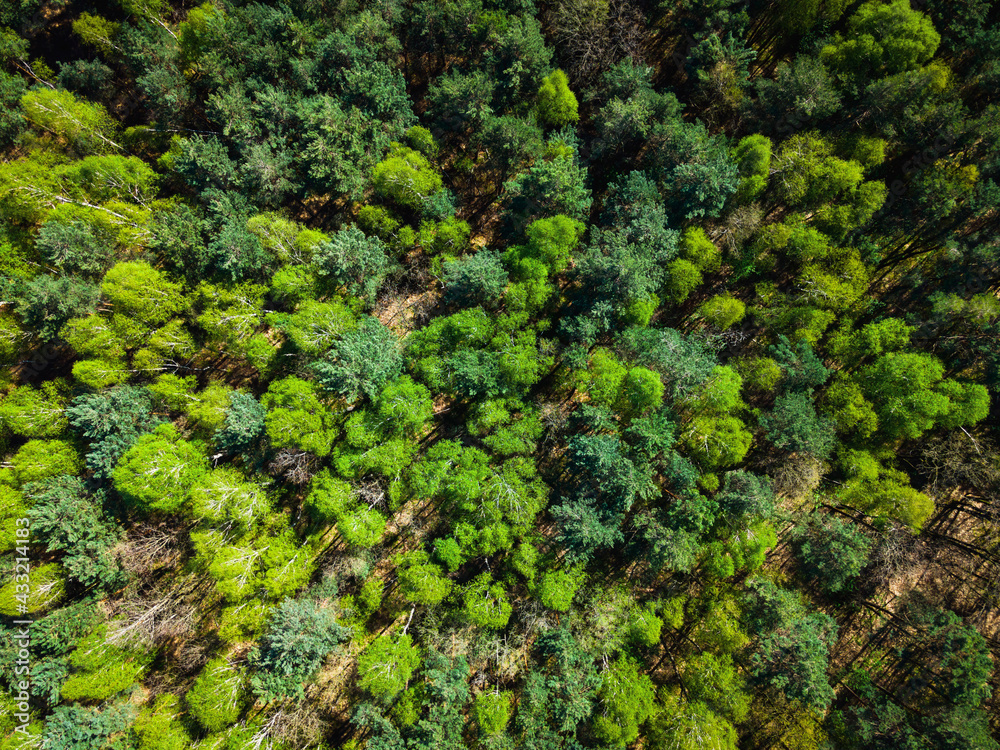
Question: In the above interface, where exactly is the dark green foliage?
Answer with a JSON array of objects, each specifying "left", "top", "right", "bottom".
[
  {"left": 502, "top": 147, "right": 592, "bottom": 231},
  {"left": 754, "top": 55, "right": 842, "bottom": 128},
  {"left": 793, "top": 513, "right": 872, "bottom": 593},
  {"left": 149, "top": 202, "right": 210, "bottom": 280},
  {"left": 444, "top": 251, "right": 509, "bottom": 306},
  {"left": 66, "top": 387, "right": 158, "bottom": 479},
  {"left": 0, "top": 70, "right": 26, "bottom": 147},
  {"left": 828, "top": 600, "right": 997, "bottom": 749},
  {"left": 215, "top": 391, "right": 267, "bottom": 457},
  {"left": 15, "top": 275, "right": 100, "bottom": 342},
  {"left": 250, "top": 598, "right": 350, "bottom": 701},
  {"left": 552, "top": 432, "right": 657, "bottom": 561},
  {"left": 514, "top": 629, "right": 600, "bottom": 743},
  {"left": 57, "top": 60, "right": 114, "bottom": 99},
  {"left": 649, "top": 117, "right": 739, "bottom": 220},
  {"left": 761, "top": 391, "right": 838, "bottom": 459},
  {"left": 313, "top": 317, "right": 402, "bottom": 402},
  {"left": 26, "top": 476, "right": 124, "bottom": 590},
  {"left": 746, "top": 578, "right": 838, "bottom": 711},
  {"left": 769, "top": 335, "right": 831, "bottom": 391},
  {"left": 716, "top": 470, "right": 775, "bottom": 520},
  {"left": 30, "top": 598, "right": 99, "bottom": 657},
  {"left": 36, "top": 220, "right": 113, "bottom": 278},
  {"left": 4, "top": 3, "right": 999, "bottom": 747},
  {"left": 42, "top": 702, "right": 136, "bottom": 750},
  {"left": 312, "top": 226, "right": 393, "bottom": 304}
]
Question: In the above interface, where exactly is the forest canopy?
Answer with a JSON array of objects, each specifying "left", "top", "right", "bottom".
[{"left": 0, "top": 0, "right": 999, "bottom": 749}]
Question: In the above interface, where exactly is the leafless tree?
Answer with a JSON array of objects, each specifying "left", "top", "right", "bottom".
[
  {"left": 269, "top": 448, "right": 319, "bottom": 485},
  {"left": 105, "top": 591, "right": 197, "bottom": 650},
  {"left": 546, "top": 0, "right": 648, "bottom": 85},
  {"left": 116, "top": 523, "right": 186, "bottom": 577}
]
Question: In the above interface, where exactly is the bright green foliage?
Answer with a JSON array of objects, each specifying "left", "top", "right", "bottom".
[
  {"left": 304, "top": 470, "right": 354, "bottom": 523},
  {"left": 680, "top": 227, "right": 721, "bottom": 272},
  {"left": 0, "top": 486, "right": 26, "bottom": 554},
  {"left": 684, "top": 416, "right": 753, "bottom": 470},
  {"left": 357, "top": 577, "right": 384, "bottom": 617},
  {"left": 822, "top": 0, "right": 940, "bottom": 85},
  {"left": 21, "top": 89, "right": 120, "bottom": 154},
  {"left": 620, "top": 294, "right": 659, "bottom": 327},
  {"left": 433, "top": 536, "right": 466, "bottom": 572},
  {"left": 475, "top": 691, "right": 514, "bottom": 736},
  {"left": 684, "top": 365, "right": 744, "bottom": 415},
  {"left": 6, "top": 440, "right": 82, "bottom": 488},
  {"left": 70, "top": 358, "right": 125, "bottom": 390},
  {"left": 739, "top": 357, "right": 783, "bottom": 391},
  {"left": 858, "top": 352, "right": 989, "bottom": 441},
  {"left": 619, "top": 367, "right": 665, "bottom": 417},
  {"left": 830, "top": 317, "right": 913, "bottom": 366},
  {"left": 698, "top": 294, "right": 746, "bottom": 329},
  {"left": 198, "top": 524, "right": 309, "bottom": 603},
  {"left": 132, "top": 694, "right": 192, "bottom": 750},
  {"left": 195, "top": 282, "right": 266, "bottom": 352},
  {"left": 270, "top": 298, "right": 356, "bottom": 356},
  {"left": 627, "top": 603, "right": 664, "bottom": 647},
  {"left": 665, "top": 258, "right": 703, "bottom": 303},
  {"left": 683, "top": 652, "right": 751, "bottom": 723},
  {"left": 261, "top": 377, "right": 337, "bottom": 456},
  {"left": 732, "top": 134, "right": 772, "bottom": 204},
  {"left": 249, "top": 597, "right": 349, "bottom": 701},
  {"left": 592, "top": 657, "right": 657, "bottom": 746},
  {"left": 185, "top": 658, "right": 247, "bottom": 733},
  {"left": 177, "top": 2, "right": 224, "bottom": 65},
  {"left": 824, "top": 375, "right": 879, "bottom": 437},
  {"left": 0, "top": 562, "right": 64, "bottom": 616},
  {"left": 537, "top": 70, "right": 579, "bottom": 128},
  {"left": 338, "top": 506, "right": 387, "bottom": 548},
  {"left": 538, "top": 568, "right": 583, "bottom": 612},
  {"left": 648, "top": 690, "right": 737, "bottom": 750},
  {"left": 373, "top": 375, "right": 435, "bottom": 436},
  {"left": 839, "top": 467, "right": 934, "bottom": 531},
  {"left": 60, "top": 626, "right": 151, "bottom": 701},
  {"left": 189, "top": 468, "right": 270, "bottom": 533},
  {"left": 101, "top": 262, "right": 185, "bottom": 326},
  {"left": 586, "top": 347, "right": 628, "bottom": 407},
  {"left": 462, "top": 573, "right": 513, "bottom": 629},
  {"left": 372, "top": 144, "right": 443, "bottom": 211},
  {"left": 112, "top": 424, "right": 208, "bottom": 514},
  {"left": 770, "top": 132, "right": 873, "bottom": 219},
  {"left": 520, "top": 214, "right": 585, "bottom": 274},
  {"left": 4, "top": 5, "right": 997, "bottom": 748},
  {"left": 357, "top": 634, "right": 421, "bottom": 702},
  {"left": 397, "top": 550, "right": 453, "bottom": 605}
]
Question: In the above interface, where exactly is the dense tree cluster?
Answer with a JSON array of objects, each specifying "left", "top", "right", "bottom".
[{"left": 0, "top": 0, "right": 998, "bottom": 749}]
